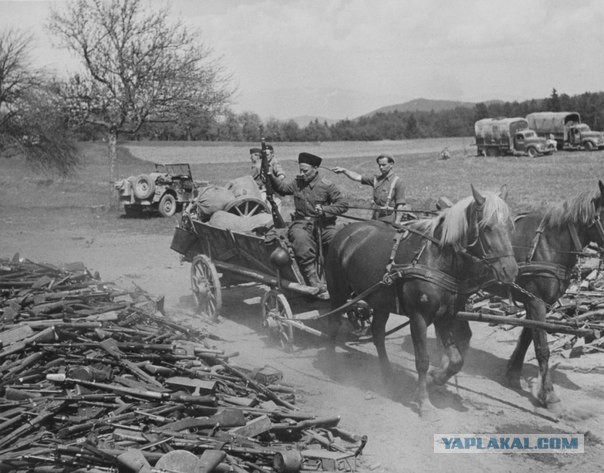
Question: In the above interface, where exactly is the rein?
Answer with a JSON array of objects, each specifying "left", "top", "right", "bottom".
[
  {"left": 386, "top": 215, "right": 506, "bottom": 298},
  {"left": 509, "top": 206, "right": 604, "bottom": 306}
]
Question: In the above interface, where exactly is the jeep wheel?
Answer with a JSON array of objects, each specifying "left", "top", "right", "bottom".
[
  {"left": 158, "top": 194, "right": 177, "bottom": 217},
  {"left": 584, "top": 141, "right": 595, "bottom": 151},
  {"left": 133, "top": 174, "right": 155, "bottom": 200},
  {"left": 527, "top": 147, "right": 538, "bottom": 158}
]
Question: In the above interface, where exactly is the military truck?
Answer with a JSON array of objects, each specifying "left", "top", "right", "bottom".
[
  {"left": 526, "top": 112, "right": 604, "bottom": 151},
  {"left": 474, "top": 117, "right": 552, "bottom": 157}
]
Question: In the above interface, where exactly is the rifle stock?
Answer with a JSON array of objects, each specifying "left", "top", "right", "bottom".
[{"left": 260, "top": 139, "right": 286, "bottom": 228}]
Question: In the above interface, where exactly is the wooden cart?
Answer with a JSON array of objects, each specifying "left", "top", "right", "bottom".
[{"left": 170, "top": 214, "right": 353, "bottom": 349}]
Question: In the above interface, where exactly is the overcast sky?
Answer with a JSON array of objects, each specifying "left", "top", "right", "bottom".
[{"left": 1, "top": 0, "right": 603, "bottom": 119}]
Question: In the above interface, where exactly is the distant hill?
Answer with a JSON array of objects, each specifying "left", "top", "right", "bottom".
[{"left": 361, "top": 98, "right": 477, "bottom": 118}]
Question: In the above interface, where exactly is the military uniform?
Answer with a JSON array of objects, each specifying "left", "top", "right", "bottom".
[
  {"left": 273, "top": 171, "right": 348, "bottom": 266},
  {"left": 360, "top": 170, "right": 406, "bottom": 221},
  {"left": 271, "top": 152, "right": 348, "bottom": 299},
  {"left": 250, "top": 150, "right": 285, "bottom": 190}
]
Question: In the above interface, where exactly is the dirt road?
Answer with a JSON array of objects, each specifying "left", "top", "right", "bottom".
[{"left": 2, "top": 205, "right": 604, "bottom": 473}]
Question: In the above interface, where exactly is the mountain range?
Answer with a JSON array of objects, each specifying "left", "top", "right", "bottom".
[{"left": 289, "top": 97, "right": 481, "bottom": 127}]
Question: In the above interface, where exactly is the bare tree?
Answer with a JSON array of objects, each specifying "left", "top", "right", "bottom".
[
  {"left": 48, "top": 0, "right": 234, "bottom": 206},
  {"left": 0, "top": 28, "right": 78, "bottom": 175}
]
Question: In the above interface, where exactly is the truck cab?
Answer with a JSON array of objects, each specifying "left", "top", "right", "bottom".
[
  {"left": 513, "top": 129, "right": 551, "bottom": 156},
  {"left": 567, "top": 123, "right": 604, "bottom": 150},
  {"left": 526, "top": 112, "right": 604, "bottom": 151}
]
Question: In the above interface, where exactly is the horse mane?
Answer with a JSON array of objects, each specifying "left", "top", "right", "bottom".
[
  {"left": 426, "top": 192, "right": 512, "bottom": 248},
  {"left": 543, "top": 190, "right": 598, "bottom": 228}
]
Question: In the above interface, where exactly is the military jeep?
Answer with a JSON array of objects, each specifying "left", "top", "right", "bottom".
[{"left": 115, "top": 163, "right": 199, "bottom": 217}]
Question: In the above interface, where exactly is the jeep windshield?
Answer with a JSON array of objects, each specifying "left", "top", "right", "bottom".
[{"left": 155, "top": 163, "right": 192, "bottom": 177}]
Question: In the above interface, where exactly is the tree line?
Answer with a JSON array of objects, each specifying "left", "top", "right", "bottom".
[{"left": 120, "top": 89, "right": 604, "bottom": 143}]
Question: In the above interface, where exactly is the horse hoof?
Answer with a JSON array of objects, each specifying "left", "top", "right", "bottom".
[
  {"left": 542, "top": 392, "right": 561, "bottom": 410},
  {"left": 546, "top": 400, "right": 563, "bottom": 415},
  {"left": 427, "top": 369, "right": 447, "bottom": 387},
  {"left": 506, "top": 371, "right": 522, "bottom": 389},
  {"left": 418, "top": 403, "right": 439, "bottom": 421}
]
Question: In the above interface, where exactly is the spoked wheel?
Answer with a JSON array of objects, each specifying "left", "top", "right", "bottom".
[
  {"left": 261, "top": 290, "right": 294, "bottom": 350},
  {"left": 224, "top": 197, "right": 269, "bottom": 217},
  {"left": 190, "top": 255, "right": 222, "bottom": 319}
]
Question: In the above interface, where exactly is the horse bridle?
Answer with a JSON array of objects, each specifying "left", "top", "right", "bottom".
[
  {"left": 463, "top": 204, "right": 514, "bottom": 275},
  {"left": 588, "top": 202, "right": 604, "bottom": 250}
]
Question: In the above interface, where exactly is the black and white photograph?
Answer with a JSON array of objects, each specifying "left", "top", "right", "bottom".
[{"left": 1, "top": 1, "right": 604, "bottom": 472}]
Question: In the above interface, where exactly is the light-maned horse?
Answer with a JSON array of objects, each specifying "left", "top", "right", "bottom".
[
  {"left": 484, "top": 180, "right": 604, "bottom": 408},
  {"left": 325, "top": 186, "right": 518, "bottom": 414}
]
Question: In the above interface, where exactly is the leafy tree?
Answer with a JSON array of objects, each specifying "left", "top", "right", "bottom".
[
  {"left": 281, "top": 120, "right": 300, "bottom": 141},
  {"left": 215, "top": 111, "right": 243, "bottom": 141},
  {"left": 549, "top": 88, "right": 561, "bottom": 111},
  {"left": 48, "top": 0, "right": 234, "bottom": 206},
  {"left": 405, "top": 114, "right": 419, "bottom": 138},
  {"left": 264, "top": 118, "right": 285, "bottom": 141},
  {"left": 0, "top": 28, "right": 78, "bottom": 175},
  {"left": 474, "top": 103, "right": 489, "bottom": 121},
  {"left": 239, "top": 112, "right": 263, "bottom": 141}
]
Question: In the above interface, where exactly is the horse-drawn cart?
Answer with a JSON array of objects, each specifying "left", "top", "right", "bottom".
[{"left": 170, "top": 211, "right": 354, "bottom": 349}]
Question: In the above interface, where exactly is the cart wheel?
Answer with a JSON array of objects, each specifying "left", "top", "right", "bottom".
[
  {"left": 190, "top": 255, "right": 222, "bottom": 319},
  {"left": 261, "top": 290, "right": 294, "bottom": 350},
  {"left": 224, "top": 197, "right": 269, "bottom": 217}
]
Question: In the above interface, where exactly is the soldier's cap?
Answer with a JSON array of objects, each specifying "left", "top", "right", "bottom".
[
  {"left": 249, "top": 148, "right": 261, "bottom": 154},
  {"left": 265, "top": 144, "right": 274, "bottom": 151},
  {"left": 298, "top": 152, "right": 322, "bottom": 167}
]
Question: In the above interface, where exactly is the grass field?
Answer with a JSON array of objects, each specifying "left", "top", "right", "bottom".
[{"left": 2, "top": 139, "right": 604, "bottom": 219}]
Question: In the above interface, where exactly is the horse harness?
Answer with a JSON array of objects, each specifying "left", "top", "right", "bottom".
[
  {"left": 383, "top": 220, "right": 504, "bottom": 299},
  {"left": 508, "top": 211, "right": 604, "bottom": 307},
  {"left": 517, "top": 212, "right": 604, "bottom": 283},
  {"left": 310, "top": 218, "right": 506, "bottom": 321}
]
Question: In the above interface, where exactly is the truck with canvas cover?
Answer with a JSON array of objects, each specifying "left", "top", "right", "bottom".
[
  {"left": 526, "top": 111, "right": 604, "bottom": 151},
  {"left": 474, "top": 117, "right": 551, "bottom": 157}
]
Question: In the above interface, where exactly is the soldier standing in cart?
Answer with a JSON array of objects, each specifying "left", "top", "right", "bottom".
[
  {"left": 250, "top": 145, "right": 285, "bottom": 196},
  {"left": 270, "top": 152, "right": 349, "bottom": 300},
  {"left": 332, "top": 154, "right": 409, "bottom": 224}
]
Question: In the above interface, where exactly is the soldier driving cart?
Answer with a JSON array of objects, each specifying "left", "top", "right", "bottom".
[{"left": 270, "top": 152, "right": 349, "bottom": 300}]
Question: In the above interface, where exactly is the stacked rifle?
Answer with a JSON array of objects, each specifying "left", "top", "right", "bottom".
[{"left": 0, "top": 256, "right": 364, "bottom": 473}]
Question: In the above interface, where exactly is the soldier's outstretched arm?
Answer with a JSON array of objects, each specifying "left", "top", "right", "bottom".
[{"left": 332, "top": 166, "right": 362, "bottom": 182}]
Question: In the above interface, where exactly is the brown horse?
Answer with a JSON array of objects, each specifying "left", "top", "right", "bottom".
[
  {"left": 484, "top": 180, "right": 604, "bottom": 409},
  {"left": 325, "top": 186, "right": 518, "bottom": 415}
]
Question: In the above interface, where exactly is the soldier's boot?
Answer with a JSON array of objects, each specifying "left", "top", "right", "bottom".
[{"left": 301, "top": 263, "right": 330, "bottom": 300}]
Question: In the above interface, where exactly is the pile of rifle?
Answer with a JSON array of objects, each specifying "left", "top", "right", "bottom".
[
  {"left": 468, "top": 255, "right": 604, "bottom": 358},
  {"left": 0, "top": 256, "right": 364, "bottom": 473}
]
